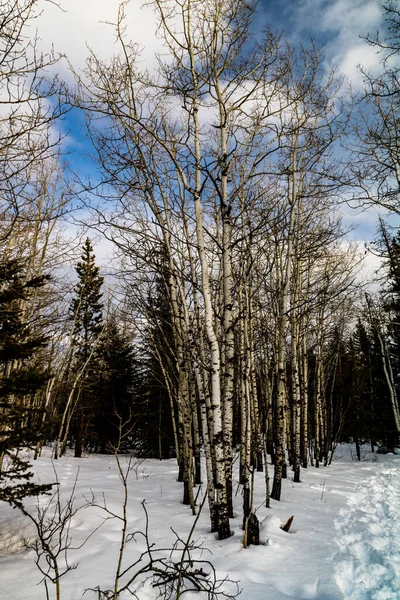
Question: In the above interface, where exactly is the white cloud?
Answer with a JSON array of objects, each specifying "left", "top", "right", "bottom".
[
  {"left": 35, "top": 0, "right": 162, "bottom": 79},
  {"left": 34, "top": 0, "right": 385, "bottom": 91},
  {"left": 292, "top": 0, "right": 384, "bottom": 88},
  {"left": 318, "top": 0, "right": 381, "bottom": 34},
  {"left": 338, "top": 44, "right": 381, "bottom": 86}
]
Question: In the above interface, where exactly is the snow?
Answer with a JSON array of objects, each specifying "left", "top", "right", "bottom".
[
  {"left": 0, "top": 446, "right": 399, "bottom": 599},
  {"left": 334, "top": 463, "right": 400, "bottom": 599}
]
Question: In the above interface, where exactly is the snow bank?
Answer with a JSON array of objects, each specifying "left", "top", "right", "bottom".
[
  {"left": 334, "top": 456, "right": 400, "bottom": 599},
  {"left": 0, "top": 446, "right": 399, "bottom": 599}
]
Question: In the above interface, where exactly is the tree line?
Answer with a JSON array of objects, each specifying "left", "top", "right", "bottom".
[{"left": 0, "top": 0, "right": 400, "bottom": 542}]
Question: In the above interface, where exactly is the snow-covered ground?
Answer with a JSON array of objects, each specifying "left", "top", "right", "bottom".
[
  {"left": 0, "top": 445, "right": 399, "bottom": 600},
  {"left": 334, "top": 460, "right": 400, "bottom": 599}
]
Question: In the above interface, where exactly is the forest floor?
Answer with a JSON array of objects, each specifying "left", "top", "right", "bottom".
[{"left": 0, "top": 444, "right": 399, "bottom": 600}]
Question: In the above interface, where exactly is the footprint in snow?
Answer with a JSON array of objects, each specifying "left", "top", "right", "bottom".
[{"left": 333, "top": 465, "right": 400, "bottom": 599}]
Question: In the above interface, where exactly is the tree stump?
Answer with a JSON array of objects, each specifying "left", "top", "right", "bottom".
[
  {"left": 280, "top": 515, "right": 294, "bottom": 532},
  {"left": 245, "top": 512, "right": 260, "bottom": 546}
]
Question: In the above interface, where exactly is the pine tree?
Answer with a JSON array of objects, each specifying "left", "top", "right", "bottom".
[
  {"left": 133, "top": 266, "right": 178, "bottom": 459},
  {"left": 94, "top": 318, "right": 135, "bottom": 452},
  {"left": 345, "top": 328, "right": 374, "bottom": 460},
  {"left": 382, "top": 228, "right": 400, "bottom": 367},
  {"left": 0, "top": 259, "right": 52, "bottom": 506},
  {"left": 376, "top": 223, "right": 400, "bottom": 447},
  {"left": 70, "top": 238, "right": 104, "bottom": 361},
  {"left": 368, "top": 323, "right": 399, "bottom": 451},
  {"left": 328, "top": 311, "right": 399, "bottom": 454},
  {"left": 354, "top": 318, "right": 376, "bottom": 450},
  {"left": 69, "top": 238, "right": 103, "bottom": 457}
]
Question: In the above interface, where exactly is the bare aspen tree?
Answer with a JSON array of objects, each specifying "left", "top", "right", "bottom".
[
  {"left": 0, "top": 162, "right": 74, "bottom": 474},
  {"left": 269, "top": 43, "right": 348, "bottom": 498},
  {"left": 71, "top": 0, "right": 289, "bottom": 537},
  {"left": 270, "top": 170, "right": 297, "bottom": 500},
  {"left": 290, "top": 257, "right": 302, "bottom": 482},
  {"left": 351, "top": 1, "right": 400, "bottom": 215},
  {"left": 0, "top": 0, "right": 64, "bottom": 240},
  {"left": 66, "top": 0, "right": 363, "bottom": 536},
  {"left": 0, "top": 1, "right": 67, "bottom": 479}
]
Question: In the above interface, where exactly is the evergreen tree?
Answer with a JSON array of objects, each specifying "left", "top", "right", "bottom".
[
  {"left": 133, "top": 265, "right": 178, "bottom": 459},
  {"left": 381, "top": 226, "right": 400, "bottom": 371},
  {"left": 94, "top": 318, "right": 136, "bottom": 452},
  {"left": 323, "top": 326, "right": 347, "bottom": 462},
  {"left": 375, "top": 223, "right": 400, "bottom": 447},
  {"left": 0, "top": 259, "right": 52, "bottom": 506},
  {"left": 328, "top": 311, "right": 399, "bottom": 454},
  {"left": 70, "top": 238, "right": 104, "bottom": 361},
  {"left": 354, "top": 318, "right": 376, "bottom": 450},
  {"left": 369, "top": 331, "right": 398, "bottom": 451},
  {"left": 69, "top": 238, "right": 103, "bottom": 457},
  {"left": 134, "top": 344, "right": 176, "bottom": 459},
  {"left": 344, "top": 327, "right": 374, "bottom": 460}
]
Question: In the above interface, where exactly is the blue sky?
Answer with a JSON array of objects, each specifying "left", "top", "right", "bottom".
[{"left": 35, "top": 0, "right": 390, "bottom": 249}]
